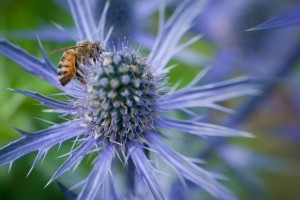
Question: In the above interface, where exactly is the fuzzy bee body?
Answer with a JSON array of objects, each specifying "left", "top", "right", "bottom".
[
  {"left": 57, "top": 49, "right": 77, "bottom": 86},
  {"left": 51, "top": 40, "right": 103, "bottom": 86}
]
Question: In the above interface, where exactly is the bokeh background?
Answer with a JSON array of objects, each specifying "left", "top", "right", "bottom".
[{"left": 0, "top": 0, "right": 300, "bottom": 199}]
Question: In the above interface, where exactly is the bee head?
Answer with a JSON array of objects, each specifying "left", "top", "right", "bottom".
[{"left": 92, "top": 41, "right": 103, "bottom": 55}]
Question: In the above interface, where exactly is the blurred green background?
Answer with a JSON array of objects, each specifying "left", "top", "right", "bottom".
[
  {"left": 0, "top": 0, "right": 300, "bottom": 200},
  {"left": 0, "top": 0, "right": 71, "bottom": 199}
]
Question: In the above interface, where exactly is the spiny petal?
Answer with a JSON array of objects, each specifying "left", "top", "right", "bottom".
[
  {"left": 0, "top": 37, "right": 58, "bottom": 85},
  {"left": 77, "top": 144, "right": 114, "bottom": 200},
  {"left": 156, "top": 117, "right": 252, "bottom": 137},
  {"left": 248, "top": 5, "right": 300, "bottom": 30},
  {"left": 67, "top": 0, "right": 97, "bottom": 40},
  {"left": 134, "top": 27, "right": 209, "bottom": 68},
  {"left": 149, "top": 0, "right": 207, "bottom": 74},
  {"left": 10, "top": 126, "right": 30, "bottom": 136},
  {"left": 147, "top": 133, "right": 237, "bottom": 200},
  {"left": 0, "top": 38, "right": 85, "bottom": 97},
  {"left": 165, "top": 76, "right": 261, "bottom": 99},
  {"left": 160, "top": 77, "right": 262, "bottom": 110},
  {"left": 11, "top": 89, "right": 75, "bottom": 111},
  {"left": 27, "top": 150, "right": 47, "bottom": 176},
  {"left": 129, "top": 142, "right": 167, "bottom": 200},
  {"left": 5, "top": 26, "right": 74, "bottom": 41},
  {"left": 103, "top": 176, "right": 118, "bottom": 200},
  {"left": 47, "top": 137, "right": 95, "bottom": 186},
  {"left": 131, "top": 172, "right": 154, "bottom": 200},
  {"left": 97, "top": 0, "right": 110, "bottom": 44},
  {"left": 0, "top": 121, "right": 85, "bottom": 167}
]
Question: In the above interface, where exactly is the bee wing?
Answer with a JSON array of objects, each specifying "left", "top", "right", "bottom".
[{"left": 49, "top": 44, "right": 88, "bottom": 54}]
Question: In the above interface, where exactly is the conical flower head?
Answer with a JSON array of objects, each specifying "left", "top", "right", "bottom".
[{"left": 81, "top": 48, "right": 159, "bottom": 144}]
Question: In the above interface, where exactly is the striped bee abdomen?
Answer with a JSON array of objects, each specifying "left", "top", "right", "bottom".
[{"left": 57, "top": 49, "right": 76, "bottom": 86}]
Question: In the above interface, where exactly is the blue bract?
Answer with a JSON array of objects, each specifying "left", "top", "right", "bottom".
[{"left": 249, "top": 5, "right": 300, "bottom": 30}]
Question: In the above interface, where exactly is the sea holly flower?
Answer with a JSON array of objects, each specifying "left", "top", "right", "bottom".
[{"left": 0, "top": 0, "right": 261, "bottom": 199}]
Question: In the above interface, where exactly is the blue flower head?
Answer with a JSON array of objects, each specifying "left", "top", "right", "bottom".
[{"left": 0, "top": 0, "right": 261, "bottom": 199}]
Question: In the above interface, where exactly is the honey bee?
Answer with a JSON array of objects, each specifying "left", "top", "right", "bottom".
[{"left": 50, "top": 40, "right": 103, "bottom": 86}]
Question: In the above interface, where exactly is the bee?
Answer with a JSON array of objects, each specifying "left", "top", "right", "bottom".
[{"left": 50, "top": 40, "right": 103, "bottom": 86}]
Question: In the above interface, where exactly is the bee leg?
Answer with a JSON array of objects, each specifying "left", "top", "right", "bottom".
[
  {"left": 76, "top": 69, "right": 86, "bottom": 85},
  {"left": 74, "top": 56, "right": 86, "bottom": 85}
]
